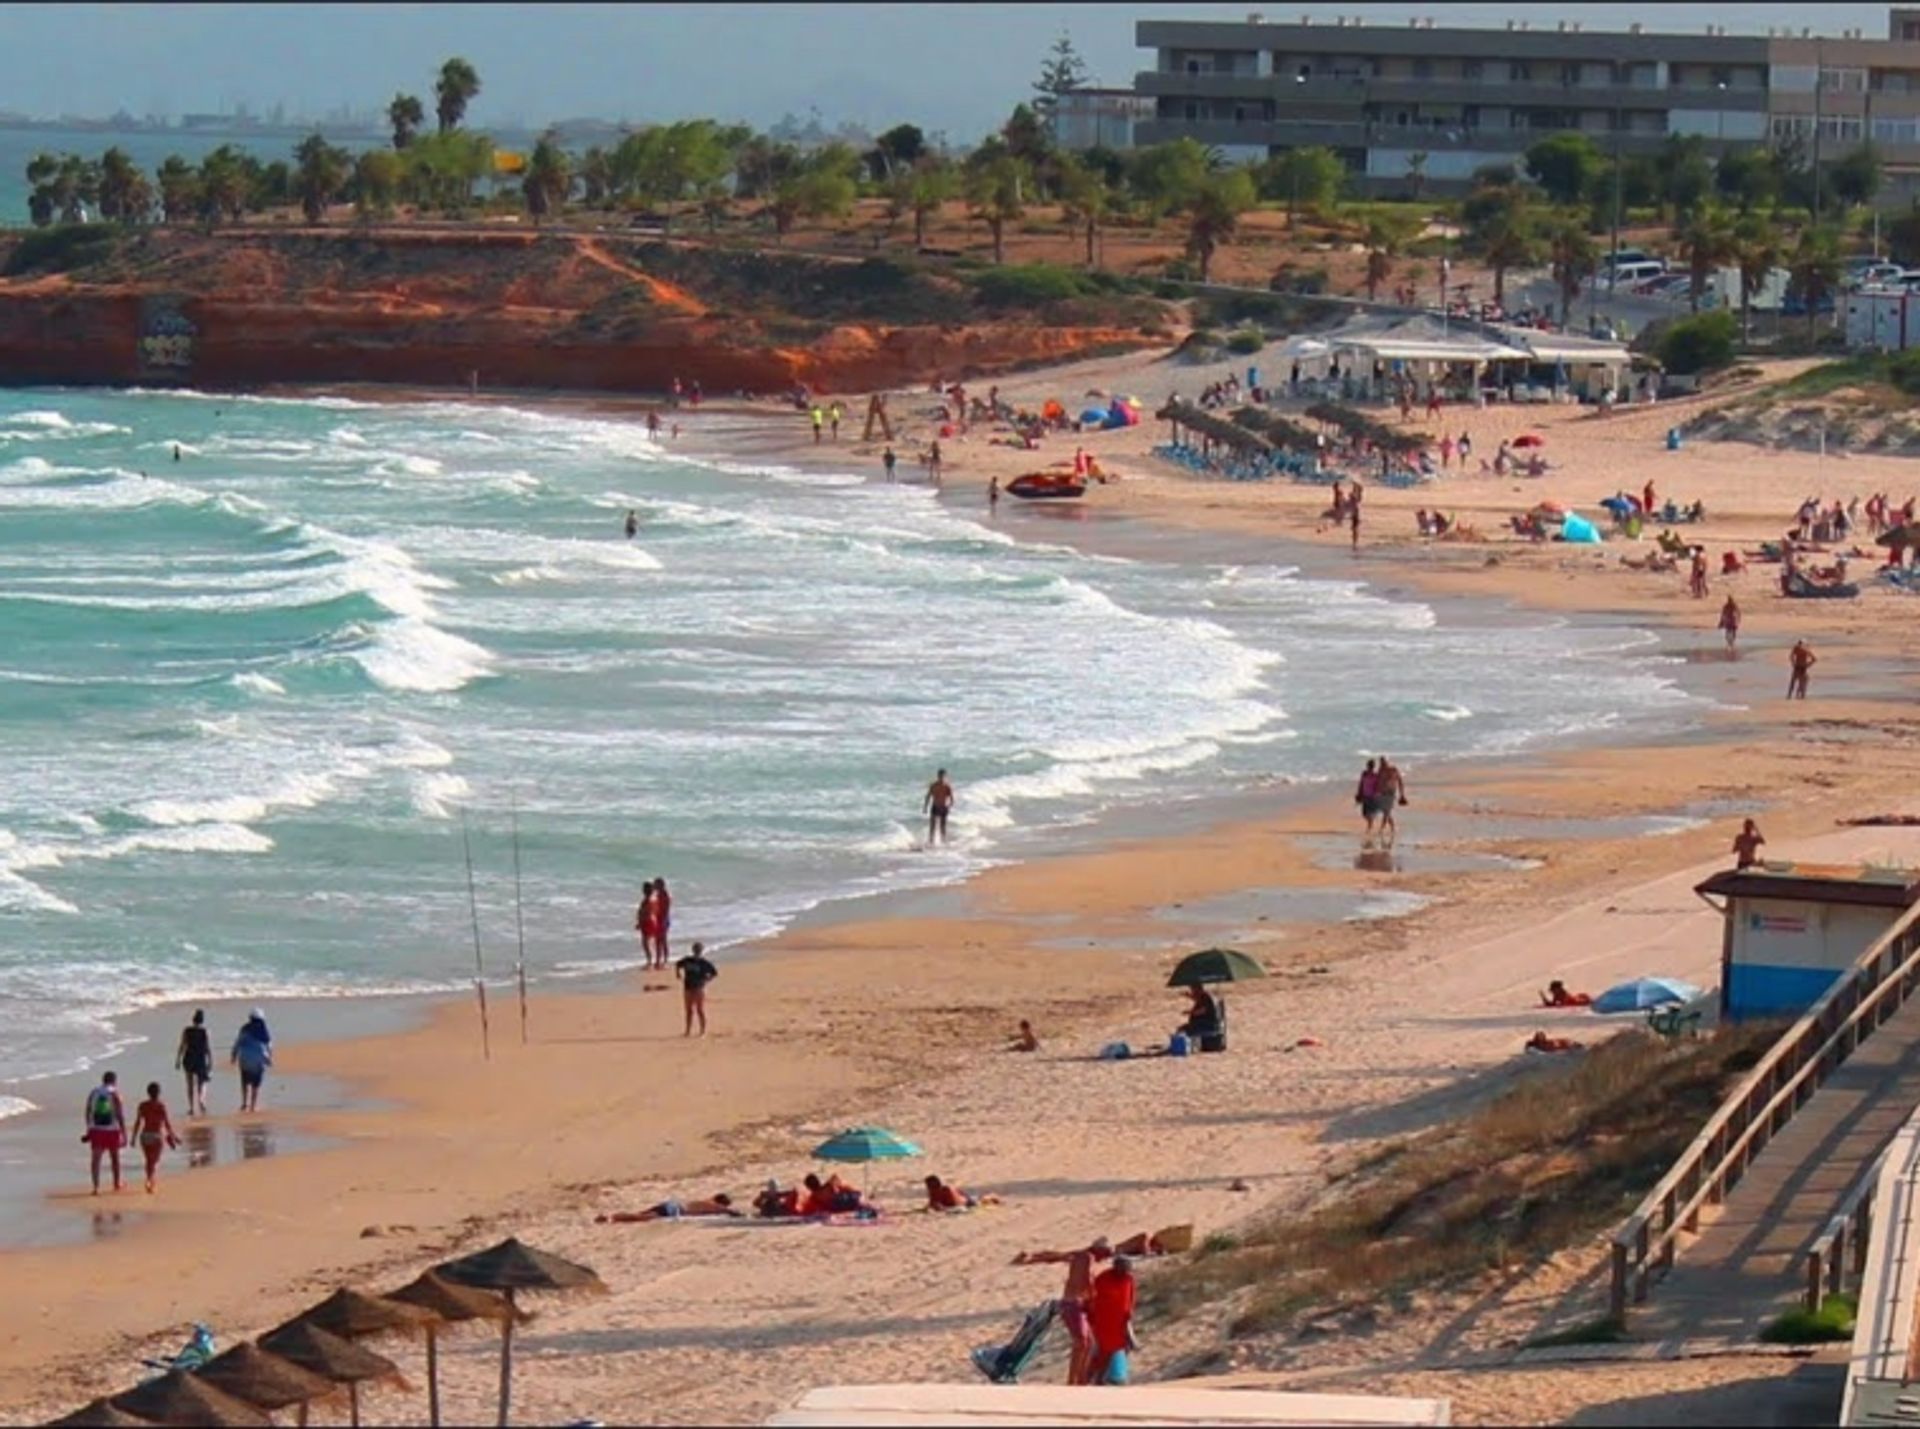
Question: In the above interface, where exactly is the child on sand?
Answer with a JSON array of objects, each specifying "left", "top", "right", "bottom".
[
  {"left": 131, "top": 1083, "right": 181, "bottom": 1194},
  {"left": 1008, "top": 1019, "right": 1038, "bottom": 1052}
]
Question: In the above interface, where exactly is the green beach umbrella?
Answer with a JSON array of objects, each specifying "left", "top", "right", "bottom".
[
  {"left": 813, "top": 1126, "right": 922, "bottom": 1208},
  {"left": 1166, "top": 947, "right": 1267, "bottom": 988}
]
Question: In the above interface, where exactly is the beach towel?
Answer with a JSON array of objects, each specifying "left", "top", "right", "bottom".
[{"left": 971, "top": 1300, "right": 1058, "bottom": 1384}]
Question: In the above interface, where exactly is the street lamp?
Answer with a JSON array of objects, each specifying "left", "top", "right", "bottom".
[
  {"left": 1288, "top": 71, "right": 1306, "bottom": 227},
  {"left": 1716, "top": 80, "right": 1728, "bottom": 146}
]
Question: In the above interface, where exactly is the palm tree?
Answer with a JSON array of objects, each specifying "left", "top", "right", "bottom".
[
  {"left": 579, "top": 146, "right": 613, "bottom": 208},
  {"left": 966, "top": 156, "right": 1026, "bottom": 265},
  {"left": 435, "top": 57, "right": 481, "bottom": 134},
  {"left": 156, "top": 155, "right": 198, "bottom": 223},
  {"left": 1405, "top": 151, "right": 1429, "bottom": 202},
  {"left": 1362, "top": 214, "right": 1416, "bottom": 302},
  {"left": 1058, "top": 155, "right": 1109, "bottom": 269},
  {"left": 1788, "top": 225, "right": 1843, "bottom": 336},
  {"left": 521, "top": 133, "right": 571, "bottom": 221},
  {"left": 1184, "top": 170, "right": 1255, "bottom": 283},
  {"left": 907, "top": 157, "right": 954, "bottom": 252},
  {"left": 1677, "top": 203, "right": 1736, "bottom": 312},
  {"left": 197, "top": 147, "right": 252, "bottom": 226},
  {"left": 1546, "top": 215, "right": 1597, "bottom": 327},
  {"left": 293, "top": 134, "right": 350, "bottom": 224},
  {"left": 388, "top": 94, "right": 425, "bottom": 151},
  {"left": 1474, "top": 200, "right": 1541, "bottom": 309},
  {"left": 1732, "top": 213, "right": 1781, "bottom": 342}
]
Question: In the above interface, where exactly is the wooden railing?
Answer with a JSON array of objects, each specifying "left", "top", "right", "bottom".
[
  {"left": 1805, "top": 1152, "right": 1885, "bottom": 1311},
  {"left": 1609, "top": 901, "right": 1920, "bottom": 1319}
]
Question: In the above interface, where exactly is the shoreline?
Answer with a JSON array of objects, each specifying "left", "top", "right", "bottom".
[{"left": 5, "top": 351, "right": 1920, "bottom": 1423}]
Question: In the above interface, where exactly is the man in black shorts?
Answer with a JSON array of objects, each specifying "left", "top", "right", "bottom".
[
  {"left": 924, "top": 768, "right": 954, "bottom": 847},
  {"left": 675, "top": 941, "right": 718, "bottom": 1037}
]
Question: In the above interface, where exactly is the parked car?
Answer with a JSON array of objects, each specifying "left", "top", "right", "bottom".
[
  {"left": 1847, "top": 263, "right": 1906, "bottom": 290},
  {"left": 1610, "top": 259, "right": 1668, "bottom": 287},
  {"left": 1605, "top": 249, "right": 1659, "bottom": 271}
]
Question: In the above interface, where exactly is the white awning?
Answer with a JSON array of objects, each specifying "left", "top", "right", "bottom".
[
  {"left": 1493, "top": 327, "right": 1633, "bottom": 365},
  {"left": 768, "top": 1383, "right": 1453, "bottom": 1427}
]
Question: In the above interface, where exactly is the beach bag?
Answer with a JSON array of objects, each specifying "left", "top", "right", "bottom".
[
  {"left": 1098, "top": 1041, "right": 1131, "bottom": 1061},
  {"left": 1168, "top": 1032, "right": 1191, "bottom": 1058},
  {"left": 1101, "top": 1349, "right": 1131, "bottom": 1385}
]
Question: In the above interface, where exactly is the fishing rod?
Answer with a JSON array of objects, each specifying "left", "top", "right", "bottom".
[
  {"left": 510, "top": 788, "right": 529, "bottom": 1046},
  {"left": 461, "top": 809, "right": 492, "bottom": 1061}
]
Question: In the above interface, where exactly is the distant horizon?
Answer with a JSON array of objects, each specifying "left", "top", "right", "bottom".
[{"left": 0, "top": 2, "right": 1909, "bottom": 144}]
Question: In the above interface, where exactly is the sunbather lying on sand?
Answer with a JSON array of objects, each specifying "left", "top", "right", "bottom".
[
  {"left": 925, "top": 1174, "right": 1001, "bottom": 1211},
  {"left": 1539, "top": 980, "right": 1593, "bottom": 1008},
  {"left": 1525, "top": 1030, "right": 1583, "bottom": 1054},
  {"left": 596, "top": 1193, "right": 739, "bottom": 1223},
  {"left": 753, "top": 1181, "right": 803, "bottom": 1218},
  {"left": 800, "top": 1172, "right": 870, "bottom": 1216},
  {"left": 1013, "top": 1230, "right": 1168, "bottom": 1264}
]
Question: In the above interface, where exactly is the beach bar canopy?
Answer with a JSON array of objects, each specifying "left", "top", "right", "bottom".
[
  {"left": 1695, "top": 862, "right": 1920, "bottom": 1021},
  {"left": 766, "top": 1382, "right": 1452, "bottom": 1426},
  {"left": 1329, "top": 314, "right": 1530, "bottom": 365}
]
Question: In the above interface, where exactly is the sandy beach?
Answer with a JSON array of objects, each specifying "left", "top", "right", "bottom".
[{"left": 6, "top": 344, "right": 1920, "bottom": 1426}]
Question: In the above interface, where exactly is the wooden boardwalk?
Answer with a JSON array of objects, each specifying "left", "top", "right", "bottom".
[{"left": 1631, "top": 996, "right": 1920, "bottom": 1345}]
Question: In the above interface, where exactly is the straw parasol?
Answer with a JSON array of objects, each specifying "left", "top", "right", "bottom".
[
  {"left": 433, "top": 1238, "right": 606, "bottom": 1428},
  {"left": 195, "top": 1342, "right": 340, "bottom": 1424},
  {"left": 107, "top": 1370, "right": 271, "bottom": 1428},
  {"left": 386, "top": 1271, "right": 523, "bottom": 1429},
  {"left": 295, "top": 1287, "right": 438, "bottom": 1344},
  {"left": 257, "top": 1321, "right": 402, "bottom": 1429},
  {"left": 42, "top": 1400, "right": 151, "bottom": 1428}
]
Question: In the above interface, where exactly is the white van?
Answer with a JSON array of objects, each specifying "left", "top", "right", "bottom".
[{"left": 1607, "top": 260, "right": 1667, "bottom": 286}]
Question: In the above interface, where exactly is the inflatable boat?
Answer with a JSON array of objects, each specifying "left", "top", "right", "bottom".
[{"left": 1006, "top": 472, "right": 1087, "bottom": 501}]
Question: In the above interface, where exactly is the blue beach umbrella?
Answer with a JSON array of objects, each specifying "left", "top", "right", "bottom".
[
  {"left": 1592, "top": 976, "right": 1702, "bottom": 1015},
  {"left": 813, "top": 1126, "right": 922, "bottom": 1206}
]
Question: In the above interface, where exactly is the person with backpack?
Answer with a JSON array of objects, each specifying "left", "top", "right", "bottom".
[
  {"left": 675, "top": 941, "right": 718, "bottom": 1037},
  {"left": 82, "top": 1070, "right": 127, "bottom": 1194}
]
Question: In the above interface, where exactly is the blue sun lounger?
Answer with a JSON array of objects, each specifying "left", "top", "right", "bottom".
[{"left": 971, "top": 1300, "right": 1059, "bottom": 1384}]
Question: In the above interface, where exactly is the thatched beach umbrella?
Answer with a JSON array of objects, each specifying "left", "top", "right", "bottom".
[
  {"left": 42, "top": 1399, "right": 152, "bottom": 1428},
  {"left": 387, "top": 1271, "right": 523, "bottom": 1428},
  {"left": 433, "top": 1238, "right": 607, "bottom": 1428},
  {"left": 195, "top": 1342, "right": 340, "bottom": 1426},
  {"left": 257, "top": 1321, "right": 402, "bottom": 1429},
  {"left": 106, "top": 1370, "right": 270, "bottom": 1428},
  {"left": 295, "top": 1288, "right": 438, "bottom": 1345}
]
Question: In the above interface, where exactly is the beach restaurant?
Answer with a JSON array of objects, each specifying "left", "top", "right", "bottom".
[
  {"left": 1322, "top": 315, "right": 1629, "bottom": 406},
  {"left": 1695, "top": 862, "right": 1920, "bottom": 1021}
]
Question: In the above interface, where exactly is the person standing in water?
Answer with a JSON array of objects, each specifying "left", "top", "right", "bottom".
[
  {"left": 636, "top": 879, "right": 659, "bottom": 966},
  {"left": 1355, "top": 759, "right": 1380, "bottom": 843},
  {"left": 131, "top": 1082, "right": 180, "bottom": 1194},
  {"left": 1788, "top": 639, "right": 1817, "bottom": 699},
  {"left": 675, "top": 941, "right": 718, "bottom": 1036},
  {"left": 988, "top": 476, "right": 1000, "bottom": 512},
  {"left": 810, "top": 405, "right": 825, "bottom": 444},
  {"left": 923, "top": 769, "right": 955, "bottom": 847},
  {"left": 172, "top": 444, "right": 182, "bottom": 462},
  {"left": 231, "top": 1013, "right": 273, "bottom": 1113},
  {"left": 882, "top": 446, "right": 897, "bottom": 482},
  {"left": 624, "top": 509, "right": 639, "bottom": 540},
  {"left": 1718, "top": 595, "right": 1741, "bottom": 653},
  {"left": 83, "top": 1071, "right": 126, "bottom": 1195},
  {"left": 1375, "top": 758, "right": 1408, "bottom": 846},
  {"left": 175, "top": 1009, "right": 212, "bottom": 1117}
]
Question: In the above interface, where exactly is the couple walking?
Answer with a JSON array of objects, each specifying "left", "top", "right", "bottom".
[
  {"left": 635, "top": 878, "right": 674, "bottom": 970},
  {"left": 1355, "top": 757, "right": 1408, "bottom": 846}
]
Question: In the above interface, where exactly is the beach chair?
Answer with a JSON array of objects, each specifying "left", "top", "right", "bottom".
[
  {"left": 970, "top": 1299, "right": 1059, "bottom": 1384},
  {"left": 141, "top": 1324, "right": 215, "bottom": 1376},
  {"left": 1645, "top": 1007, "right": 1702, "bottom": 1040}
]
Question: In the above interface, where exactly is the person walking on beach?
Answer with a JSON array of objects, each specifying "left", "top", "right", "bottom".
[
  {"left": 1788, "top": 640, "right": 1816, "bottom": 700},
  {"left": 654, "top": 876, "right": 673, "bottom": 963},
  {"left": 1356, "top": 759, "right": 1381, "bottom": 843},
  {"left": 231, "top": 1012, "right": 272, "bottom": 1113},
  {"left": 1349, "top": 497, "right": 1362, "bottom": 551},
  {"left": 83, "top": 1071, "right": 127, "bottom": 1194},
  {"left": 810, "top": 405, "right": 824, "bottom": 444},
  {"left": 1016, "top": 1236, "right": 1110, "bottom": 1384},
  {"left": 1086, "top": 1254, "right": 1139, "bottom": 1386},
  {"left": 1718, "top": 595, "right": 1741, "bottom": 653},
  {"left": 882, "top": 446, "right": 897, "bottom": 482},
  {"left": 924, "top": 768, "right": 955, "bottom": 847},
  {"left": 175, "top": 1009, "right": 212, "bottom": 1118},
  {"left": 1733, "top": 818, "right": 1767, "bottom": 870},
  {"left": 988, "top": 476, "right": 1000, "bottom": 512},
  {"left": 637, "top": 880, "right": 660, "bottom": 967},
  {"left": 675, "top": 941, "right": 718, "bottom": 1036},
  {"left": 829, "top": 402, "right": 843, "bottom": 440},
  {"left": 1375, "top": 758, "right": 1408, "bottom": 846},
  {"left": 131, "top": 1082, "right": 180, "bottom": 1194},
  {"left": 927, "top": 438, "right": 943, "bottom": 484}
]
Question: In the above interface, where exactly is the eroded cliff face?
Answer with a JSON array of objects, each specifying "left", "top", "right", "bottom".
[{"left": 0, "top": 229, "right": 1163, "bottom": 394}]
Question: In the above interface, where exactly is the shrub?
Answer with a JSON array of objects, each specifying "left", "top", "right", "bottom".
[
  {"left": 1889, "top": 350, "right": 1920, "bottom": 396},
  {"left": 1227, "top": 328, "right": 1265, "bottom": 355},
  {"left": 1656, "top": 310, "right": 1739, "bottom": 376},
  {"left": 969, "top": 262, "right": 1091, "bottom": 309},
  {"left": 2, "top": 222, "right": 118, "bottom": 277},
  {"left": 1761, "top": 1294, "right": 1857, "bottom": 1344}
]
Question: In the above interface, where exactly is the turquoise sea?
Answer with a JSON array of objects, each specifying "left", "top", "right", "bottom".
[{"left": 0, "top": 388, "right": 1703, "bottom": 1111}]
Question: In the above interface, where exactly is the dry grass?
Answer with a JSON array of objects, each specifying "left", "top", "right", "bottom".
[{"left": 1151, "top": 1024, "right": 1780, "bottom": 1337}]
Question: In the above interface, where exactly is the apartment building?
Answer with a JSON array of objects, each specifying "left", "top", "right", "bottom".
[{"left": 1134, "top": 9, "right": 1920, "bottom": 201}]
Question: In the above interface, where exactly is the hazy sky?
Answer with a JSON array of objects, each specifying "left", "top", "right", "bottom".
[{"left": 0, "top": 2, "right": 1903, "bottom": 139}]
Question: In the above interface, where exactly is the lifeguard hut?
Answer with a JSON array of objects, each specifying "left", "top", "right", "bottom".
[{"left": 1695, "top": 862, "right": 1920, "bottom": 1021}]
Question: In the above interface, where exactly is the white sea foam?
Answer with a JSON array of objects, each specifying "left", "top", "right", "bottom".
[
  {"left": 231, "top": 672, "right": 287, "bottom": 697},
  {"left": 1421, "top": 703, "right": 1474, "bottom": 722},
  {"left": 349, "top": 617, "right": 495, "bottom": 693},
  {"left": 410, "top": 771, "right": 470, "bottom": 818},
  {"left": 0, "top": 1095, "right": 37, "bottom": 1120}
]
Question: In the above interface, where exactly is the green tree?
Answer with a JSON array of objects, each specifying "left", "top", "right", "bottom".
[
  {"left": 25, "top": 152, "right": 99, "bottom": 226},
  {"left": 1032, "top": 32, "right": 1089, "bottom": 132},
  {"left": 1524, "top": 132, "right": 1605, "bottom": 206},
  {"left": 1463, "top": 181, "right": 1541, "bottom": 307},
  {"left": 1830, "top": 144, "right": 1883, "bottom": 211},
  {"left": 1732, "top": 211, "right": 1781, "bottom": 341},
  {"left": 1001, "top": 103, "right": 1053, "bottom": 182},
  {"left": 869, "top": 123, "right": 925, "bottom": 181},
  {"left": 966, "top": 154, "right": 1027, "bottom": 264},
  {"left": 434, "top": 56, "right": 481, "bottom": 134},
  {"left": 1787, "top": 224, "right": 1843, "bottom": 334},
  {"left": 293, "top": 133, "right": 351, "bottom": 223},
  {"left": 767, "top": 158, "right": 855, "bottom": 241},
  {"left": 903, "top": 154, "right": 955, "bottom": 250},
  {"left": 156, "top": 155, "right": 199, "bottom": 223},
  {"left": 1676, "top": 202, "right": 1736, "bottom": 312},
  {"left": 353, "top": 148, "right": 404, "bottom": 218},
  {"left": 1260, "top": 145, "right": 1343, "bottom": 224},
  {"left": 1184, "top": 168, "right": 1255, "bottom": 282},
  {"left": 1128, "top": 138, "right": 1215, "bottom": 218},
  {"left": 1713, "top": 148, "right": 1778, "bottom": 212},
  {"left": 613, "top": 120, "right": 737, "bottom": 205},
  {"left": 731, "top": 134, "right": 799, "bottom": 200},
  {"left": 1404, "top": 150, "right": 1428, "bottom": 201},
  {"left": 1546, "top": 212, "right": 1597, "bottom": 326},
  {"left": 197, "top": 146, "right": 253, "bottom": 224},
  {"left": 521, "top": 132, "right": 571, "bottom": 221},
  {"left": 96, "top": 147, "right": 151, "bottom": 224},
  {"left": 1888, "top": 208, "right": 1920, "bottom": 267},
  {"left": 1656, "top": 310, "right": 1738, "bottom": 374},
  {"left": 1362, "top": 212, "right": 1417, "bottom": 302},
  {"left": 579, "top": 146, "right": 613, "bottom": 207},
  {"left": 403, "top": 129, "right": 493, "bottom": 213},
  {"left": 388, "top": 93, "right": 425, "bottom": 151},
  {"left": 1655, "top": 135, "right": 1713, "bottom": 219},
  {"left": 1057, "top": 152, "right": 1110, "bottom": 268}
]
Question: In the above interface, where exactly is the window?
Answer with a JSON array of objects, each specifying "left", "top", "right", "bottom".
[
  {"left": 1463, "top": 60, "right": 1483, "bottom": 82},
  {"left": 1820, "top": 66, "right": 1867, "bottom": 94},
  {"left": 1413, "top": 57, "right": 1433, "bottom": 80},
  {"left": 1510, "top": 60, "right": 1532, "bottom": 83},
  {"left": 1711, "top": 67, "right": 1733, "bottom": 88},
  {"left": 1559, "top": 62, "right": 1580, "bottom": 86}
]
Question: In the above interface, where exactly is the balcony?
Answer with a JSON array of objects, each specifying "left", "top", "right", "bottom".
[{"left": 1133, "top": 114, "right": 1693, "bottom": 156}]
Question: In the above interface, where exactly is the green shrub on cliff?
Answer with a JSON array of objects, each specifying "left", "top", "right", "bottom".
[
  {"left": 3, "top": 222, "right": 118, "bottom": 277},
  {"left": 969, "top": 262, "right": 1092, "bottom": 308}
]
